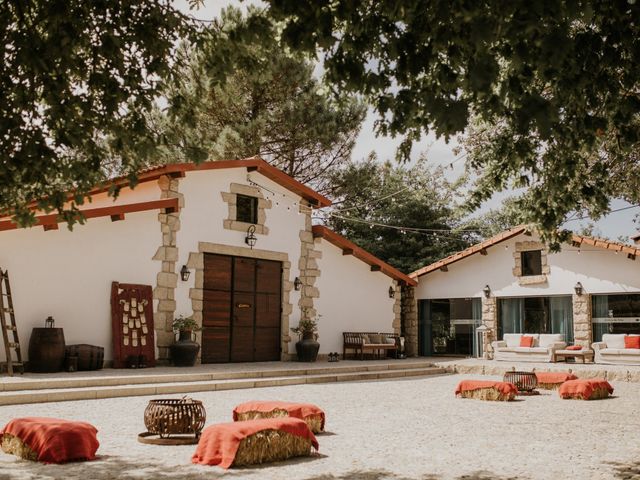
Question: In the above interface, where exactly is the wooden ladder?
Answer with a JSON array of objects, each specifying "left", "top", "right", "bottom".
[{"left": 0, "top": 269, "right": 24, "bottom": 376}]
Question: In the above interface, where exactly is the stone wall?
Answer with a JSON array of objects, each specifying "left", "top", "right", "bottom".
[
  {"left": 481, "top": 296, "right": 498, "bottom": 359},
  {"left": 572, "top": 293, "right": 592, "bottom": 347},
  {"left": 392, "top": 281, "right": 402, "bottom": 334},
  {"left": 298, "top": 202, "right": 321, "bottom": 329},
  {"left": 401, "top": 285, "right": 418, "bottom": 356},
  {"left": 153, "top": 175, "right": 184, "bottom": 361}
]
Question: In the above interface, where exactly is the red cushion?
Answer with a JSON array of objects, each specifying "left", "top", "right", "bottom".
[
  {"left": 519, "top": 336, "right": 534, "bottom": 347},
  {"left": 566, "top": 345, "right": 582, "bottom": 350},
  {"left": 624, "top": 336, "right": 640, "bottom": 349}
]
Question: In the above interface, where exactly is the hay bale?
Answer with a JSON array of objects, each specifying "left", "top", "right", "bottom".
[
  {"left": 537, "top": 382, "right": 563, "bottom": 390},
  {"left": 233, "top": 429, "right": 314, "bottom": 467},
  {"left": 1, "top": 434, "right": 38, "bottom": 461},
  {"left": 458, "top": 388, "right": 515, "bottom": 401},
  {"left": 235, "top": 410, "right": 324, "bottom": 434},
  {"left": 562, "top": 387, "right": 611, "bottom": 400}
]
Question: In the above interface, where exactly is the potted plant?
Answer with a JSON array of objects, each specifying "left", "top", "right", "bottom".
[
  {"left": 170, "top": 315, "right": 201, "bottom": 367},
  {"left": 291, "top": 313, "right": 320, "bottom": 362}
]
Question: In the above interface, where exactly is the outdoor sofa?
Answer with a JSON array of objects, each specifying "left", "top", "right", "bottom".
[
  {"left": 492, "top": 333, "right": 566, "bottom": 363},
  {"left": 592, "top": 334, "right": 640, "bottom": 365}
]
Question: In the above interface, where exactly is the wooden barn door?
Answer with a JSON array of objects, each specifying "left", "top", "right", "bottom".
[{"left": 202, "top": 253, "right": 281, "bottom": 363}]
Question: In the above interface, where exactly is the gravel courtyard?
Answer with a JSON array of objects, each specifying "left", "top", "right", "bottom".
[{"left": 1, "top": 373, "right": 640, "bottom": 480}]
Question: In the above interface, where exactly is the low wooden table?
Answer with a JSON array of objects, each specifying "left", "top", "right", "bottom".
[{"left": 554, "top": 349, "right": 594, "bottom": 363}]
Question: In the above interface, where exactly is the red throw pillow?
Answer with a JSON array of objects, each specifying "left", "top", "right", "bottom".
[
  {"left": 566, "top": 345, "right": 582, "bottom": 351},
  {"left": 624, "top": 336, "right": 640, "bottom": 349},
  {"left": 519, "top": 336, "right": 534, "bottom": 347}
]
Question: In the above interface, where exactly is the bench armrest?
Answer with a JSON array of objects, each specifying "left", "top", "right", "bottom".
[
  {"left": 592, "top": 342, "right": 606, "bottom": 351},
  {"left": 549, "top": 342, "right": 567, "bottom": 350},
  {"left": 492, "top": 341, "right": 507, "bottom": 349}
]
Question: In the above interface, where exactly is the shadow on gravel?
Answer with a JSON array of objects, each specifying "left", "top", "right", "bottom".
[{"left": 303, "top": 470, "right": 521, "bottom": 480}]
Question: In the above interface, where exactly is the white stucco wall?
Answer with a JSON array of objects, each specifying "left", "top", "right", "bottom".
[
  {"left": 0, "top": 210, "right": 160, "bottom": 362},
  {"left": 313, "top": 238, "right": 397, "bottom": 355},
  {"left": 415, "top": 233, "right": 640, "bottom": 300}
]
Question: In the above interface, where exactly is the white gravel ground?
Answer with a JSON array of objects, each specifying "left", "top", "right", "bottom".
[{"left": 1, "top": 373, "right": 640, "bottom": 480}]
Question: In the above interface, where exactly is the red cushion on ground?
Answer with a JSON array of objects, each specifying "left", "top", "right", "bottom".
[
  {"left": 233, "top": 401, "right": 325, "bottom": 431},
  {"left": 454, "top": 380, "right": 518, "bottom": 397},
  {"left": 558, "top": 379, "right": 614, "bottom": 400},
  {"left": 192, "top": 417, "right": 318, "bottom": 469},
  {"left": 624, "top": 336, "right": 640, "bottom": 349},
  {"left": 519, "top": 336, "right": 535, "bottom": 347},
  {"left": 565, "top": 345, "right": 583, "bottom": 350},
  {"left": 0, "top": 417, "right": 99, "bottom": 463},
  {"left": 535, "top": 372, "right": 578, "bottom": 384}
]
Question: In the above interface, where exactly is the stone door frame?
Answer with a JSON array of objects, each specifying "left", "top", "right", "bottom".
[{"left": 186, "top": 241, "right": 293, "bottom": 362}]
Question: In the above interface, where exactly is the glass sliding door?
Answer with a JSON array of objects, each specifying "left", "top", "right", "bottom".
[
  {"left": 550, "top": 296, "right": 574, "bottom": 344},
  {"left": 499, "top": 298, "right": 524, "bottom": 337},
  {"left": 592, "top": 293, "right": 640, "bottom": 342},
  {"left": 418, "top": 298, "right": 481, "bottom": 356},
  {"left": 498, "top": 296, "right": 573, "bottom": 342}
]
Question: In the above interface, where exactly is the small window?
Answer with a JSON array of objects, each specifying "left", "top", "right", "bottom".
[
  {"left": 521, "top": 250, "right": 542, "bottom": 276},
  {"left": 236, "top": 194, "right": 258, "bottom": 224}
]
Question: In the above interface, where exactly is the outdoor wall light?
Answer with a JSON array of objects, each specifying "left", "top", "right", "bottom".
[
  {"left": 574, "top": 281, "right": 583, "bottom": 296},
  {"left": 388, "top": 286, "right": 395, "bottom": 298},
  {"left": 294, "top": 277, "right": 302, "bottom": 291},
  {"left": 483, "top": 285, "right": 491, "bottom": 298},
  {"left": 245, "top": 224, "right": 257, "bottom": 249},
  {"left": 180, "top": 265, "right": 191, "bottom": 282}
]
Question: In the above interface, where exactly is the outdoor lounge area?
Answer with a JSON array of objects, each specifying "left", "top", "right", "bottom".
[{"left": 1, "top": 368, "right": 639, "bottom": 479}]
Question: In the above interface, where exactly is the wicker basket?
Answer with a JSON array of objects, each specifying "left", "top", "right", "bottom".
[
  {"left": 143, "top": 398, "right": 206, "bottom": 439},
  {"left": 503, "top": 371, "right": 538, "bottom": 393}
]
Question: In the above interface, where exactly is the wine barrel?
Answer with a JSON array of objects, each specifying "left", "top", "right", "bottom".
[
  {"left": 65, "top": 344, "right": 104, "bottom": 371},
  {"left": 28, "top": 328, "right": 66, "bottom": 373}
]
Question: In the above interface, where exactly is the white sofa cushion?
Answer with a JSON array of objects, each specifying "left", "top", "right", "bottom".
[
  {"left": 618, "top": 348, "right": 640, "bottom": 355},
  {"left": 538, "top": 333, "right": 564, "bottom": 348},
  {"left": 503, "top": 334, "right": 522, "bottom": 348},
  {"left": 601, "top": 348, "right": 624, "bottom": 355},
  {"left": 513, "top": 347, "right": 548, "bottom": 353},
  {"left": 602, "top": 334, "right": 626, "bottom": 349}
]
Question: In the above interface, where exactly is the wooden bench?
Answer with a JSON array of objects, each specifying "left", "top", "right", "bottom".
[{"left": 342, "top": 332, "right": 399, "bottom": 360}]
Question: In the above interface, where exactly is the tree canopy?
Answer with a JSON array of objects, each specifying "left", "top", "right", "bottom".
[
  {"left": 1, "top": 1, "right": 193, "bottom": 225},
  {"left": 265, "top": 1, "right": 640, "bottom": 245},
  {"left": 157, "top": 7, "right": 366, "bottom": 195},
  {"left": 324, "top": 155, "right": 476, "bottom": 273}
]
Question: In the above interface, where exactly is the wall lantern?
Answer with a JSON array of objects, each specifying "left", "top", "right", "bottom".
[
  {"left": 294, "top": 277, "right": 302, "bottom": 291},
  {"left": 574, "top": 281, "right": 583, "bottom": 296},
  {"left": 180, "top": 265, "right": 191, "bottom": 282},
  {"left": 483, "top": 285, "right": 491, "bottom": 299},
  {"left": 388, "top": 286, "right": 395, "bottom": 298},
  {"left": 245, "top": 224, "right": 257, "bottom": 249}
]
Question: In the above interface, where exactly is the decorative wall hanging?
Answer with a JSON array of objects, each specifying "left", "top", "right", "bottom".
[{"left": 110, "top": 282, "right": 155, "bottom": 368}]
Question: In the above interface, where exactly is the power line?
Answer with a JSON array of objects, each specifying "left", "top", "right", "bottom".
[{"left": 563, "top": 204, "right": 640, "bottom": 224}]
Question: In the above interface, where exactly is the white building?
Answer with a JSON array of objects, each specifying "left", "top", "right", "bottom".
[
  {"left": 0, "top": 158, "right": 414, "bottom": 366},
  {"left": 408, "top": 226, "right": 640, "bottom": 357}
]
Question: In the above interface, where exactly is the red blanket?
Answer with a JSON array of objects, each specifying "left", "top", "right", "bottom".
[
  {"left": 559, "top": 379, "right": 614, "bottom": 399},
  {"left": 192, "top": 417, "right": 318, "bottom": 469},
  {"left": 0, "top": 417, "right": 99, "bottom": 464},
  {"left": 455, "top": 380, "right": 518, "bottom": 396},
  {"left": 233, "top": 401, "right": 325, "bottom": 430},
  {"left": 535, "top": 372, "right": 578, "bottom": 384}
]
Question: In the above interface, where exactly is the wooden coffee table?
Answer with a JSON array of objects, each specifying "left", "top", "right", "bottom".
[{"left": 554, "top": 349, "right": 594, "bottom": 363}]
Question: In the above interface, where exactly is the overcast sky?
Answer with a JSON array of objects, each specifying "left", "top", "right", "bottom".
[{"left": 175, "top": 0, "right": 639, "bottom": 241}]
